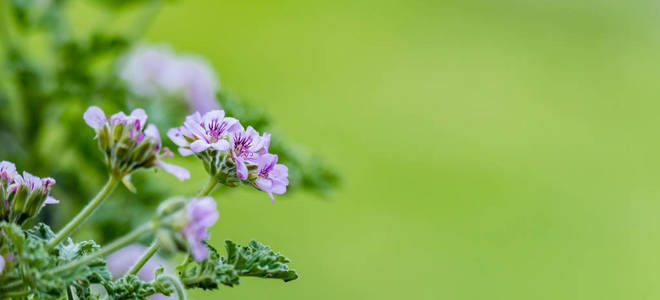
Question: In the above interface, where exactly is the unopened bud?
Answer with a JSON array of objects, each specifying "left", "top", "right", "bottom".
[{"left": 84, "top": 106, "right": 189, "bottom": 181}]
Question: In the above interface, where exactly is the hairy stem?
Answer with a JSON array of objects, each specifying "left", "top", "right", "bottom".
[
  {"left": 48, "top": 176, "right": 120, "bottom": 249},
  {"left": 197, "top": 177, "right": 217, "bottom": 197},
  {"left": 159, "top": 274, "right": 187, "bottom": 300},
  {"left": 50, "top": 222, "right": 154, "bottom": 275},
  {"left": 127, "top": 240, "right": 160, "bottom": 276}
]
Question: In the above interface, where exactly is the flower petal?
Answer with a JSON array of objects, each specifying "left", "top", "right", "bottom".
[
  {"left": 178, "top": 147, "right": 194, "bottom": 156},
  {"left": 144, "top": 124, "right": 161, "bottom": 147},
  {"left": 224, "top": 117, "right": 242, "bottom": 133},
  {"left": 167, "top": 128, "right": 189, "bottom": 147},
  {"left": 184, "top": 118, "right": 207, "bottom": 140},
  {"left": 201, "top": 110, "right": 225, "bottom": 127},
  {"left": 83, "top": 106, "right": 106, "bottom": 130},
  {"left": 42, "top": 196, "right": 59, "bottom": 207},
  {"left": 271, "top": 182, "right": 287, "bottom": 195},
  {"left": 156, "top": 161, "right": 190, "bottom": 181},
  {"left": 190, "top": 140, "right": 211, "bottom": 153},
  {"left": 234, "top": 157, "right": 248, "bottom": 180},
  {"left": 255, "top": 177, "right": 272, "bottom": 192},
  {"left": 130, "top": 108, "right": 148, "bottom": 129},
  {"left": 22, "top": 171, "right": 42, "bottom": 191},
  {"left": 190, "top": 241, "right": 209, "bottom": 261},
  {"left": 256, "top": 132, "right": 271, "bottom": 153},
  {"left": 210, "top": 140, "right": 230, "bottom": 151}
]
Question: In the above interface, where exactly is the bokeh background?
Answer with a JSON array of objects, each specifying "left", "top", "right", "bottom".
[
  {"left": 149, "top": 0, "right": 660, "bottom": 298},
  {"left": 6, "top": 0, "right": 660, "bottom": 299}
]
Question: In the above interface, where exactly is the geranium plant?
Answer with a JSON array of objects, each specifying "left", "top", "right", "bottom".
[{"left": 0, "top": 107, "right": 298, "bottom": 299}]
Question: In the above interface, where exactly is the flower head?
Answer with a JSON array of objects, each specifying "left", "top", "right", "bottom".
[
  {"left": 182, "top": 197, "right": 218, "bottom": 261},
  {"left": 119, "top": 45, "right": 220, "bottom": 113},
  {"left": 2, "top": 169, "right": 58, "bottom": 224},
  {"left": 169, "top": 111, "right": 288, "bottom": 201},
  {"left": 84, "top": 106, "right": 190, "bottom": 182}
]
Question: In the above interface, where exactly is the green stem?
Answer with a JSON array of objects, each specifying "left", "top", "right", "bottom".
[
  {"left": 197, "top": 177, "right": 217, "bottom": 197},
  {"left": 127, "top": 241, "right": 159, "bottom": 276},
  {"left": 159, "top": 274, "right": 187, "bottom": 300},
  {"left": 48, "top": 176, "right": 120, "bottom": 250},
  {"left": 50, "top": 222, "right": 154, "bottom": 275}
]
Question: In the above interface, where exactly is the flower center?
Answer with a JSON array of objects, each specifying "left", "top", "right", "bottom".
[
  {"left": 259, "top": 162, "right": 275, "bottom": 177},
  {"left": 206, "top": 119, "right": 228, "bottom": 142},
  {"left": 233, "top": 132, "right": 254, "bottom": 158}
]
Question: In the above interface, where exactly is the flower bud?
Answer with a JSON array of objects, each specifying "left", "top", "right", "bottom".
[
  {"left": 156, "top": 197, "right": 187, "bottom": 221},
  {"left": 83, "top": 106, "right": 190, "bottom": 182},
  {"left": 4, "top": 171, "right": 58, "bottom": 224}
]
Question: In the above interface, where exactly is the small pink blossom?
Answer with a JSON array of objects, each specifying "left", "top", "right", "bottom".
[
  {"left": 168, "top": 110, "right": 240, "bottom": 156},
  {"left": 183, "top": 197, "right": 219, "bottom": 261}
]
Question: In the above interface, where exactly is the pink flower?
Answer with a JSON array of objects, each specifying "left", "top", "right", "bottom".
[
  {"left": 253, "top": 154, "right": 289, "bottom": 202},
  {"left": 182, "top": 197, "right": 219, "bottom": 261},
  {"left": 167, "top": 110, "right": 240, "bottom": 156},
  {"left": 230, "top": 126, "right": 270, "bottom": 180},
  {"left": 119, "top": 45, "right": 220, "bottom": 113}
]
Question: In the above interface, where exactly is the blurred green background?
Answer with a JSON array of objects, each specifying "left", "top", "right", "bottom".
[{"left": 82, "top": 0, "right": 660, "bottom": 299}]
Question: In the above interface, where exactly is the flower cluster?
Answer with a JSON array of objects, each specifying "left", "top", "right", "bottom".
[
  {"left": 84, "top": 106, "right": 190, "bottom": 182},
  {"left": 168, "top": 110, "right": 289, "bottom": 200},
  {"left": 0, "top": 161, "right": 58, "bottom": 224},
  {"left": 119, "top": 45, "right": 220, "bottom": 113}
]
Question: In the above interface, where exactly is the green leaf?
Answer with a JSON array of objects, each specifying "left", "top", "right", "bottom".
[
  {"left": 226, "top": 240, "right": 299, "bottom": 282},
  {"left": 103, "top": 274, "right": 157, "bottom": 299},
  {"left": 178, "top": 239, "right": 298, "bottom": 290},
  {"left": 0, "top": 222, "right": 114, "bottom": 299}
]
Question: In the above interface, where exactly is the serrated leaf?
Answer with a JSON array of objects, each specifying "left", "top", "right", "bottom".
[
  {"left": 226, "top": 240, "right": 299, "bottom": 282},
  {"left": 178, "top": 239, "right": 298, "bottom": 291},
  {"left": 0, "top": 222, "right": 114, "bottom": 299},
  {"left": 103, "top": 274, "right": 157, "bottom": 299}
]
